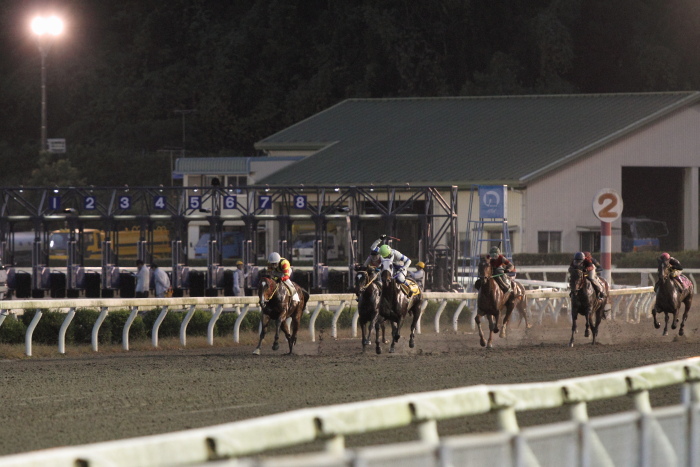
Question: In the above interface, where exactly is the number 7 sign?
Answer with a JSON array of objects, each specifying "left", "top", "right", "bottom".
[{"left": 592, "top": 189, "right": 623, "bottom": 222}]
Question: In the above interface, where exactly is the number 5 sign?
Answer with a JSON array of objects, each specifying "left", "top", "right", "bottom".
[{"left": 593, "top": 189, "right": 623, "bottom": 222}]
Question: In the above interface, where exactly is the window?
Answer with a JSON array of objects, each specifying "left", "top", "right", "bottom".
[
  {"left": 579, "top": 232, "right": 600, "bottom": 253},
  {"left": 538, "top": 231, "right": 561, "bottom": 253}
]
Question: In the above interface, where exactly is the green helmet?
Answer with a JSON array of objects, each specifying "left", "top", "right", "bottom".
[
  {"left": 379, "top": 244, "right": 392, "bottom": 258},
  {"left": 489, "top": 247, "right": 500, "bottom": 256}
]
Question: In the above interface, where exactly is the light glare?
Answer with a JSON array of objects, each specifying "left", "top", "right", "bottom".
[{"left": 31, "top": 16, "right": 64, "bottom": 36}]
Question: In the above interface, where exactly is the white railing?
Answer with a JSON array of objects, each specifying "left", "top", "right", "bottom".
[
  {"left": 0, "top": 286, "right": 655, "bottom": 357},
  {"left": 1, "top": 358, "right": 698, "bottom": 466}
]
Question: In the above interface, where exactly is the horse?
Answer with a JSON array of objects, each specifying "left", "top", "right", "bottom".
[
  {"left": 354, "top": 266, "right": 387, "bottom": 350},
  {"left": 652, "top": 258, "right": 693, "bottom": 336},
  {"left": 568, "top": 266, "right": 609, "bottom": 347},
  {"left": 376, "top": 269, "right": 422, "bottom": 354},
  {"left": 474, "top": 255, "right": 530, "bottom": 348},
  {"left": 253, "top": 273, "right": 309, "bottom": 355}
]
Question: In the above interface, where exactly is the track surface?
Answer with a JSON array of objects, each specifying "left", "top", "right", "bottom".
[{"left": 1, "top": 301, "right": 699, "bottom": 457}]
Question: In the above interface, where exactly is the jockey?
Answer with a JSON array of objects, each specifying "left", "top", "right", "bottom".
[
  {"left": 377, "top": 239, "right": 411, "bottom": 284},
  {"left": 410, "top": 261, "right": 425, "bottom": 289},
  {"left": 267, "top": 252, "right": 300, "bottom": 304},
  {"left": 488, "top": 246, "right": 514, "bottom": 293},
  {"left": 570, "top": 251, "right": 604, "bottom": 299},
  {"left": 655, "top": 252, "right": 683, "bottom": 290},
  {"left": 363, "top": 235, "right": 386, "bottom": 270}
]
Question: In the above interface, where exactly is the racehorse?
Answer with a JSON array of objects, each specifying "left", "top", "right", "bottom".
[
  {"left": 475, "top": 255, "right": 530, "bottom": 348},
  {"left": 377, "top": 269, "right": 422, "bottom": 354},
  {"left": 354, "top": 266, "right": 386, "bottom": 350},
  {"left": 568, "top": 266, "right": 609, "bottom": 347},
  {"left": 253, "top": 273, "right": 309, "bottom": 355},
  {"left": 652, "top": 257, "right": 693, "bottom": 336}
]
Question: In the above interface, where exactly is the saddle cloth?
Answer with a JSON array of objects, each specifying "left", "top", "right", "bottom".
[
  {"left": 677, "top": 274, "right": 692, "bottom": 290},
  {"left": 400, "top": 279, "right": 421, "bottom": 296}
]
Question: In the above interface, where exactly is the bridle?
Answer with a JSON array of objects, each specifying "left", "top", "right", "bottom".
[
  {"left": 356, "top": 269, "right": 379, "bottom": 294},
  {"left": 259, "top": 276, "right": 279, "bottom": 307}
]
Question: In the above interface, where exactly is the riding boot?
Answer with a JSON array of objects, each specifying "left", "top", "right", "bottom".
[
  {"left": 497, "top": 276, "right": 510, "bottom": 293},
  {"left": 589, "top": 278, "right": 604, "bottom": 299}
]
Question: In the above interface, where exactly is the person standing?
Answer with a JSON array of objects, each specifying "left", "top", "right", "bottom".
[
  {"left": 134, "top": 259, "right": 150, "bottom": 298},
  {"left": 150, "top": 263, "right": 171, "bottom": 298},
  {"left": 233, "top": 260, "right": 246, "bottom": 296}
]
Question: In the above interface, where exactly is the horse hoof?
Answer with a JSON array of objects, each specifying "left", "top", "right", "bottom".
[
  {"left": 409, "top": 339, "right": 415, "bottom": 348},
  {"left": 568, "top": 342, "right": 574, "bottom": 348},
  {"left": 672, "top": 323, "right": 677, "bottom": 330},
  {"left": 383, "top": 339, "right": 389, "bottom": 344},
  {"left": 376, "top": 347, "right": 382, "bottom": 355},
  {"left": 527, "top": 324, "right": 533, "bottom": 329},
  {"left": 499, "top": 331, "right": 506, "bottom": 338},
  {"left": 479, "top": 339, "right": 486, "bottom": 347},
  {"left": 584, "top": 331, "right": 590, "bottom": 338},
  {"left": 389, "top": 347, "right": 396, "bottom": 353},
  {"left": 654, "top": 322, "right": 661, "bottom": 329},
  {"left": 663, "top": 331, "right": 669, "bottom": 336},
  {"left": 680, "top": 329, "right": 685, "bottom": 336},
  {"left": 486, "top": 343, "right": 493, "bottom": 349},
  {"left": 272, "top": 343, "right": 279, "bottom": 351},
  {"left": 252, "top": 349, "right": 261, "bottom": 355}
]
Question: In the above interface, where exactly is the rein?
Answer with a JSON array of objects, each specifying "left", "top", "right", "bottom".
[{"left": 262, "top": 278, "right": 280, "bottom": 301}]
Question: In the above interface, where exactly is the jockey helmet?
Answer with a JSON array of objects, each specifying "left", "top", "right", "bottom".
[
  {"left": 583, "top": 251, "right": 592, "bottom": 258},
  {"left": 416, "top": 261, "right": 425, "bottom": 269},
  {"left": 379, "top": 244, "right": 392, "bottom": 258},
  {"left": 574, "top": 252, "right": 585, "bottom": 261},
  {"left": 268, "top": 252, "right": 281, "bottom": 265},
  {"left": 661, "top": 252, "right": 670, "bottom": 260},
  {"left": 489, "top": 246, "right": 500, "bottom": 256}
]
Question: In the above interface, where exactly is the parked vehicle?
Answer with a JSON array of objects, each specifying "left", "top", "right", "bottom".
[
  {"left": 194, "top": 232, "right": 244, "bottom": 260},
  {"left": 49, "top": 227, "right": 171, "bottom": 261},
  {"left": 621, "top": 217, "right": 669, "bottom": 252}
]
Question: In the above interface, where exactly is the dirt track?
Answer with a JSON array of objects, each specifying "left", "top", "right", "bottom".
[{"left": 1, "top": 301, "right": 699, "bottom": 458}]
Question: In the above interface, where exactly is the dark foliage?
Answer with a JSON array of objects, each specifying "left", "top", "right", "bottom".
[{"left": 1, "top": 1, "right": 699, "bottom": 185}]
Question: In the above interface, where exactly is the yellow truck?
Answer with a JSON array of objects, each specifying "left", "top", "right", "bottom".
[{"left": 49, "top": 227, "right": 171, "bottom": 261}]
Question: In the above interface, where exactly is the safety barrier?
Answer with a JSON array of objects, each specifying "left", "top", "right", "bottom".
[
  {"left": 1, "top": 358, "right": 698, "bottom": 466},
  {"left": 0, "top": 286, "right": 655, "bottom": 357}
]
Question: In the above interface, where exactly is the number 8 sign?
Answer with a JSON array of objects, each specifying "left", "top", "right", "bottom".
[{"left": 592, "top": 188, "right": 623, "bottom": 222}]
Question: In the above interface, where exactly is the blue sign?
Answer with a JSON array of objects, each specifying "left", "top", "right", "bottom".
[{"left": 478, "top": 185, "right": 507, "bottom": 219}]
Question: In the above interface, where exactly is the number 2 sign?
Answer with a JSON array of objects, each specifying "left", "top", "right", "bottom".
[{"left": 592, "top": 189, "right": 623, "bottom": 222}]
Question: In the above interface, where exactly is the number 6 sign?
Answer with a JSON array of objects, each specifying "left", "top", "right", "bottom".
[{"left": 592, "top": 189, "right": 623, "bottom": 222}]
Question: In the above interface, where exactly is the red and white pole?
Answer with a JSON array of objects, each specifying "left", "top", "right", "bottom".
[{"left": 600, "top": 221, "right": 612, "bottom": 283}]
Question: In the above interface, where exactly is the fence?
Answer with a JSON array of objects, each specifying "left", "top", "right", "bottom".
[
  {"left": 0, "top": 283, "right": 656, "bottom": 357},
  {"left": 1, "top": 357, "right": 698, "bottom": 466}
]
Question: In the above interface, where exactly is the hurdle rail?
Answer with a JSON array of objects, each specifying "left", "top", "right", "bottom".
[
  {"left": 1, "top": 358, "right": 699, "bottom": 466},
  {"left": 0, "top": 286, "right": 655, "bottom": 357}
]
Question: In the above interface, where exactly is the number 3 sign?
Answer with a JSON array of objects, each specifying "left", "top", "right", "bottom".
[{"left": 592, "top": 189, "right": 623, "bottom": 222}]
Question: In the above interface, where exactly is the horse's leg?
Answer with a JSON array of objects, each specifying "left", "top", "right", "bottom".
[
  {"left": 672, "top": 302, "right": 682, "bottom": 330},
  {"left": 663, "top": 312, "right": 670, "bottom": 336},
  {"left": 252, "top": 314, "right": 271, "bottom": 355},
  {"left": 360, "top": 317, "right": 369, "bottom": 348},
  {"left": 679, "top": 297, "right": 692, "bottom": 336},
  {"left": 390, "top": 316, "right": 404, "bottom": 353},
  {"left": 272, "top": 319, "right": 282, "bottom": 351},
  {"left": 486, "top": 314, "right": 495, "bottom": 348},
  {"left": 652, "top": 305, "right": 661, "bottom": 329},
  {"left": 519, "top": 298, "right": 532, "bottom": 329},
  {"left": 569, "top": 309, "right": 577, "bottom": 347},
  {"left": 374, "top": 318, "right": 383, "bottom": 355},
  {"left": 584, "top": 311, "right": 591, "bottom": 338},
  {"left": 408, "top": 301, "right": 421, "bottom": 348},
  {"left": 475, "top": 313, "right": 487, "bottom": 347},
  {"left": 281, "top": 316, "right": 297, "bottom": 355},
  {"left": 590, "top": 308, "right": 602, "bottom": 345},
  {"left": 500, "top": 302, "right": 514, "bottom": 338}
]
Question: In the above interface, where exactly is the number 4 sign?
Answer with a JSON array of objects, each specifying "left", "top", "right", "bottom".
[{"left": 592, "top": 189, "right": 623, "bottom": 222}]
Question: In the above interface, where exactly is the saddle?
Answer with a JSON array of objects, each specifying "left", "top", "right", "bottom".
[
  {"left": 675, "top": 274, "right": 692, "bottom": 291},
  {"left": 400, "top": 278, "right": 421, "bottom": 297}
]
